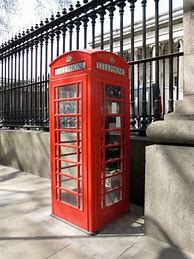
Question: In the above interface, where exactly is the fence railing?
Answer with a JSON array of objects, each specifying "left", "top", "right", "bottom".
[{"left": 0, "top": 0, "right": 184, "bottom": 134}]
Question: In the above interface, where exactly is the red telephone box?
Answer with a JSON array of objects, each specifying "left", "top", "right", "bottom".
[{"left": 49, "top": 49, "right": 130, "bottom": 233}]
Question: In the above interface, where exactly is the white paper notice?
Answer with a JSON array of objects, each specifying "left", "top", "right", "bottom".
[
  {"left": 116, "top": 117, "right": 121, "bottom": 128},
  {"left": 112, "top": 102, "right": 117, "bottom": 113}
]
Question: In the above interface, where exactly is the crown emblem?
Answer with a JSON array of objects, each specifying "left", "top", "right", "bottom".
[
  {"left": 109, "top": 56, "right": 115, "bottom": 63},
  {"left": 66, "top": 55, "right": 72, "bottom": 63}
]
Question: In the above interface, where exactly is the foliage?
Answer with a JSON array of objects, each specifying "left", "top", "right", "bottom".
[
  {"left": 34, "top": 0, "right": 73, "bottom": 18},
  {"left": 0, "top": 0, "right": 17, "bottom": 12},
  {"left": 0, "top": 0, "right": 72, "bottom": 41}
]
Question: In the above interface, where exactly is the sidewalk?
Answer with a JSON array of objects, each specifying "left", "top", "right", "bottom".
[{"left": 0, "top": 164, "right": 193, "bottom": 259}]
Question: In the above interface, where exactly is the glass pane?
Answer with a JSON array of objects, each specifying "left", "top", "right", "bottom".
[
  {"left": 60, "top": 175, "right": 78, "bottom": 191},
  {"left": 60, "top": 190, "right": 78, "bottom": 207},
  {"left": 105, "top": 190, "right": 121, "bottom": 206},
  {"left": 58, "top": 100, "right": 76, "bottom": 114},
  {"left": 105, "top": 101, "right": 122, "bottom": 114},
  {"left": 105, "top": 85, "right": 122, "bottom": 99},
  {"left": 59, "top": 84, "right": 76, "bottom": 98},
  {"left": 61, "top": 153, "right": 77, "bottom": 162},
  {"left": 59, "top": 117, "right": 76, "bottom": 129},
  {"left": 60, "top": 146, "right": 77, "bottom": 154},
  {"left": 60, "top": 146, "right": 79, "bottom": 162},
  {"left": 60, "top": 160, "right": 76, "bottom": 168},
  {"left": 105, "top": 116, "right": 122, "bottom": 129},
  {"left": 60, "top": 132, "right": 77, "bottom": 145},
  {"left": 105, "top": 131, "right": 122, "bottom": 145},
  {"left": 106, "top": 146, "right": 121, "bottom": 161},
  {"left": 105, "top": 175, "right": 121, "bottom": 191},
  {"left": 105, "top": 161, "right": 121, "bottom": 176},
  {"left": 60, "top": 165, "right": 78, "bottom": 177}
]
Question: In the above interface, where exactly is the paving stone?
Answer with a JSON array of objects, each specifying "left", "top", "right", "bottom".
[
  {"left": 130, "top": 249, "right": 158, "bottom": 259},
  {"left": 0, "top": 213, "right": 50, "bottom": 252},
  {"left": 118, "top": 237, "right": 194, "bottom": 259},
  {"left": 0, "top": 195, "right": 50, "bottom": 222},
  {"left": 0, "top": 165, "right": 194, "bottom": 259},
  {"left": 0, "top": 237, "right": 69, "bottom": 259},
  {"left": 48, "top": 244, "right": 93, "bottom": 259}
]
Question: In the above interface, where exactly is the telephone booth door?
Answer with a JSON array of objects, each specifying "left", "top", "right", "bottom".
[
  {"left": 50, "top": 75, "right": 89, "bottom": 230},
  {"left": 101, "top": 82, "right": 128, "bottom": 205},
  {"left": 92, "top": 77, "right": 130, "bottom": 230}
]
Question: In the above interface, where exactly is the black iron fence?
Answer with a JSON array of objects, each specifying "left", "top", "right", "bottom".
[{"left": 0, "top": 0, "right": 183, "bottom": 133}]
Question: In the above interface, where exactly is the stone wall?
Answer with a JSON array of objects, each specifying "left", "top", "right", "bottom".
[
  {"left": 0, "top": 129, "right": 152, "bottom": 206},
  {"left": 145, "top": 144, "right": 194, "bottom": 253},
  {"left": 0, "top": 130, "right": 50, "bottom": 178},
  {"left": 144, "top": 0, "right": 194, "bottom": 253}
]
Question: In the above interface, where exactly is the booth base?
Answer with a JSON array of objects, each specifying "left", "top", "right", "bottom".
[{"left": 50, "top": 214, "right": 97, "bottom": 236}]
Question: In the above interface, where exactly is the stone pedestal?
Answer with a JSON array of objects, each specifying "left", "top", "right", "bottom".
[{"left": 145, "top": 144, "right": 194, "bottom": 253}]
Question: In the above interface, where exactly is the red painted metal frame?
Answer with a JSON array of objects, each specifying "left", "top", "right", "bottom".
[{"left": 49, "top": 49, "right": 130, "bottom": 233}]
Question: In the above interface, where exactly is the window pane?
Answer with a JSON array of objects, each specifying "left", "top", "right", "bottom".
[
  {"left": 60, "top": 165, "right": 78, "bottom": 177},
  {"left": 105, "top": 116, "right": 122, "bottom": 129},
  {"left": 60, "top": 146, "right": 81, "bottom": 163},
  {"left": 105, "top": 85, "right": 122, "bottom": 99},
  {"left": 58, "top": 100, "right": 76, "bottom": 114},
  {"left": 60, "top": 132, "right": 77, "bottom": 145},
  {"left": 60, "top": 175, "right": 78, "bottom": 192},
  {"left": 60, "top": 190, "right": 78, "bottom": 207},
  {"left": 105, "top": 101, "right": 122, "bottom": 114},
  {"left": 59, "top": 84, "right": 76, "bottom": 98},
  {"left": 60, "top": 160, "right": 76, "bottom": 169},
  {"left": 61, "top": 153, "right": 77, "bottom": 162},
  {"left": 106, "top": 146, "right": 121, "bottom": 161},
  {"left": 105, "top": 131, "right": 122, "bottom": 145},
  {"left": 60, "top": 146, "right": 76, "bottom": 155},
  {"left": 105, "top": 175, "right": 121, "bottom": 191},
  {"left": 105, "top": 161, "right": 121, "bottom": 176},
  {"left": 59, "top": 117, "right": 76, "bottom": 129},
  {"left": 105, "top": 190, "right": 121, "bottom": 206}
]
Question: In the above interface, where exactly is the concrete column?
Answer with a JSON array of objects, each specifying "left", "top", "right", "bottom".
[
  {"left": 145, "top": 1, "right": 194, "bottom": 253},
  {"left": 183, "top": 1, "right": 194, "bottom": 96},
  {"left": 145, "top": 144, "right": 194, "bottom": 253}
]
